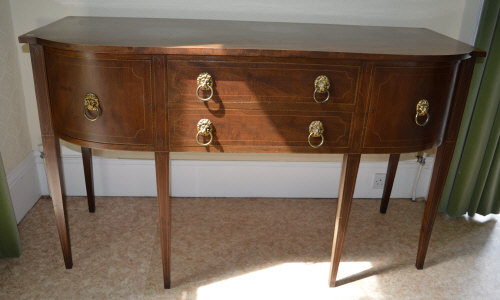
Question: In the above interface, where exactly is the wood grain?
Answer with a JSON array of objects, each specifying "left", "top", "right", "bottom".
[
  {"left": 19, "top": 17, "right": 484, "bottom": 60},
  {"left": 380, "top": 153, "right": 400, "bottom": 214},
  {"left": 45, "top": 48, "right": 154, "bottom": 146},
  {"left": 363, "top": 62, "right": 459, "bottom": 152},
  {"left": 329, "top": 154, "right": 361, "bottom": 287},
  {"left": 30, "top": 44, "right": 72, "bottom": 269},
  {"left": 167, "top": 59, "right": 360, "bottom": 107},
  {"left": 42, "top": 136, "right": 73, "bottom": 269},
  {"left": 19, "top": 17, "right": 483, "bottom": 289},
  {"left": 416, "top": 57, "right": 477, "bottom": 269},
  {"left": 155, "top": 152, "right": 171, "bottom": 289},
  {"left": 169, "top": 109, "right": 353, "bottom": 152},
  {"left": 416, "top": 142, "right": 454, "bottom": 269},
  {"left": 29, "top": 44, "right": 54, "bottom": 136},
  {"left": 81, "top": 147, "right": 95, "bottom": 213}
]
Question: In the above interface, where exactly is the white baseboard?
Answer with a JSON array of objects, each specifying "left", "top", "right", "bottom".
[
  {"left": 7, "top": 152, "right": 42, "bottom": 224},
  {"left": 8, "top": 149, "right": 434, "bottom": 223},
  {"left": 35, "top": 149, "right": 434, "bottom": 199}
]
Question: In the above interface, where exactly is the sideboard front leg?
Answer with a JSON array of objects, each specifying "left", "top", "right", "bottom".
[
  {"left": 155, "top": 152, "right": 171, "bottom": 289},
  {"left": 380, "top": 154, "right": 400, "bottom": 214},
  {"left": 416, "top": 142, "right": 455, "bottom": 269},
  {"left": 81, "top": 147, "right": 95, "bottom": 213},
  {"left": 329, "top": 154, "right": 361, "bottom": 287},
  {"left": 43, "top": 136, "right": 73, "bottom": 269}
]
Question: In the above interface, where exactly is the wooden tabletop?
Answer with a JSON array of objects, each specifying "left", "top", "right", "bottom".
[{"left": 19, "top": 16, "right": 483, "bottom": 59}]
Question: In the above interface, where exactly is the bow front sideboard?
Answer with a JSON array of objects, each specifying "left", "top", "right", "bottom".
[{"left": 19, "top": 17, "right": 484, "bottom": 288}]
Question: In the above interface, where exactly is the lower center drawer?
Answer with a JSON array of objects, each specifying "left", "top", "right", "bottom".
[{"left": 169, "top": 110, "right": 353, "bottom": 153}]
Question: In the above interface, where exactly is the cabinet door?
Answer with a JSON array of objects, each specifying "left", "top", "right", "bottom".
[
  {"left": 45, "top": 48, "right": 153, "bottom": 146},
  {"left": 363, "top": 63, "right": 459, "bottom": 152}
]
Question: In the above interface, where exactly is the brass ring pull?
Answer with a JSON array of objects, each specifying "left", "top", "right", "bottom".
[
  {"left": 313, "top": 75, "right": 331, "bottom": 104},
  {"left": 83, "top": 92, "right": 101, "bottom": 121},
  {"left": 415, "top": 99, "right": 430, "bottom": 127},
  {"left": 196, "top": 72, "right": 214, "bottom": 102},
  {"left": 308, "top": 120, "right": 325, "bottom": 148},
  {"left": 196, "top": 119, "right": 213, "bottom": 146}
]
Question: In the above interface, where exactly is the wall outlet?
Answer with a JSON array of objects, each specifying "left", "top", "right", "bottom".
[{"left": 373, "top": 173, "right": 386, "bottom": 189}]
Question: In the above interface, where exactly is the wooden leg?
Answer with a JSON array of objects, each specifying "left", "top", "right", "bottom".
[
  {"left": 329, "top": 154, "right": 361, "bottom": 287},
  {"left": 380, "top": 154, "right": 400, "bottom": 214},
  {"left": 42, "top": 136, "right": 72, "bottom": 269},
  {"left": 416, "top": 142, "right": 454, "bottom": 269},
  {"left": 81, "top": 147, "right": 95, "bottom": 213},
  {"left": 155, "top": 152, "right": 171, "bottom": 289}
]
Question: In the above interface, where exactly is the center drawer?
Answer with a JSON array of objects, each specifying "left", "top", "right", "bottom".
[
  {"left": 169, "top": 109, "right": 353, "bottom": 153},
  {"left": 167, "top": 59, "right": 360, "bottom": 109}
]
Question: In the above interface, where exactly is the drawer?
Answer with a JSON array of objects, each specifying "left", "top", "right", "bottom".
[
  {"left": 45, "top": 49, "right": 153, "bottom": 146},
  {"left": 167, "top": 59, "right": 360, "bottom": 109},
  {"left": 363, "top": 63, "right": 459, "bottom": 152},
  {"left": 169, "top": 109, "right": 353, "bottom": 152}
]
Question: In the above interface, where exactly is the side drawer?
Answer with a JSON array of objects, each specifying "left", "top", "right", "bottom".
[
  {"left": 45, "top": 48, "right": 153, "bottom": 146},
  {"left": 363, "top": 62, "right": 459, "bottom": 152},
  {"left": 167, "top": 59, "right": 360, "bottom": 109},
  {"left": 169, "top": 109, "right": 353, "bottom": 153}
]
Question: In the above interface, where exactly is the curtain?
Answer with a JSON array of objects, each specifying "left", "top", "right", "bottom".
[
  {"left": 440, "top": 0, "right": 500, "bottom": 217},
  {"left": 0, "top": 153, "right": 22, "bottom": 258}
]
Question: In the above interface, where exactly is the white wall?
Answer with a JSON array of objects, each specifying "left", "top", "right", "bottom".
[
  {"left": 9, "top": 0, "right": 483, "bottom": 154},
  {"left": 0, "top": 0, "right": 32, "bottom": 174}
]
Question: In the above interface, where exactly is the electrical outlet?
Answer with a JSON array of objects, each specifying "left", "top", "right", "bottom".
[{"left": 373, "top": 173, "right": 386, "bottom": 189}]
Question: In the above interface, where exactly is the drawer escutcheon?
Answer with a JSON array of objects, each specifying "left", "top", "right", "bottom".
[
  {"left": 415, "top": 99, "right": 430, "bottom": 127},
  {"left": 196, "top": 119, "right": 214, "bottom": 146},
  {"left": 83, "top": 92, "right": 101, "bottom": 122},
  {"left": 196, "top": 72, "right": 214, "bottom": 102},
  {"left": 313, "top": 75, "right": 331, "bottom": 104},
  {"left": 308, "top": 120, "right": 325, "bottom": 148}
]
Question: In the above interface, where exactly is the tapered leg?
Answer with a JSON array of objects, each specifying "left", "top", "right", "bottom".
[
  {"left": 155, "top": 152, "right": 171, "bottom": 289},
  {"left": 329, "top": 154, "right": 361, "bottom": 287},
  {"left": 380, "top": 154, "right": 400, "bottom": 214},
  {"left": 416, "top": 142, "right": 454, "bottom": 269},
  {"left": 43, "top": 136, "right": 72, "bottom": 269},
  {"left": 81, "top": 147, "right": 95, "bottom": 213}
]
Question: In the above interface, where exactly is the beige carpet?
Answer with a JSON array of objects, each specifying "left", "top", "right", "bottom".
[{"left": 0, "top": 197, "right": 499, "bottom": 299}]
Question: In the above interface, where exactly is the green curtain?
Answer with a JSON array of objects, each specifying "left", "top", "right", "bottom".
[
  {"left": 440, "top": 0, "right": 500, "bottom": 217},
  {"left": 0, "top": 153, "right": 22, "bottom": 258}
]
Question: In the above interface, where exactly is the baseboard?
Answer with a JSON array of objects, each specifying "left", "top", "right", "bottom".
[
  {"left": 7, "top": 152, "right": 42, "bottom": 224},
  {"left": 35, "top": 149, "right": 434, "bottom": 199}
]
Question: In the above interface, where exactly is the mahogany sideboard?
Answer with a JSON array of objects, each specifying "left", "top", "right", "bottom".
[{"left": 19, "top": 16, "right": 485, "bottom": 288}]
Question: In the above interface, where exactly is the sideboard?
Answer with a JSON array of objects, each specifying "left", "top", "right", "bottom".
[{"left": 19, "top": 17, "right": 485, "bottom": 288}]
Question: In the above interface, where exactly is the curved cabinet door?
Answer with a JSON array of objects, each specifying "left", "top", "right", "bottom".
[
  {"left": 45, "top": 48, "right": 153, "bottom": 147},
  {"left": 363, "top": 62, "right": 459, "bottom": 153}
]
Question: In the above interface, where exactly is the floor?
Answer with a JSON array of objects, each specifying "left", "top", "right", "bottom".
[{"left": 0, "top": 197, "right": 499, "bottom": 300}]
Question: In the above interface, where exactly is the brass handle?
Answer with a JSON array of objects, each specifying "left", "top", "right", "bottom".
[
  {"left": 196, "top": 119, "right": 213, "bottom": 146},
  {"left": 308, "top": 120, "right": 324, "bottom": 148},
  {"left": 83, "top": 92, "right": 101, "bottom": 121},
  {"left": 415, "top": 99, "right": 430, "bottom": 127},
  {"left": 196, "top": 72, "right": 214, "bottom": 102},
  {"left": 313, "top": 75, "right": 330, "bottom": 104}
]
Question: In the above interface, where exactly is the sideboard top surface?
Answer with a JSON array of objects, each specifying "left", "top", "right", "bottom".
[{"left": 19, "top": 16, "right": 483, "bottom": 59}]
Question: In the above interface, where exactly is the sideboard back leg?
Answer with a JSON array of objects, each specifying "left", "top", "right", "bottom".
[
  {"left": 81, "top": 147, "right": 95, "bottom": 213},
  {"left": 155, "top": 152, "right": 171, "bottom": 289},
  {"left": 329, "top": 153, "right": 361, "bottom": 287},
  {"left": 43, "top": 136, "right": 73, "bottom": 269},
  {"left": 380, "top": 154, "right": 400, "bottom": 214}
]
